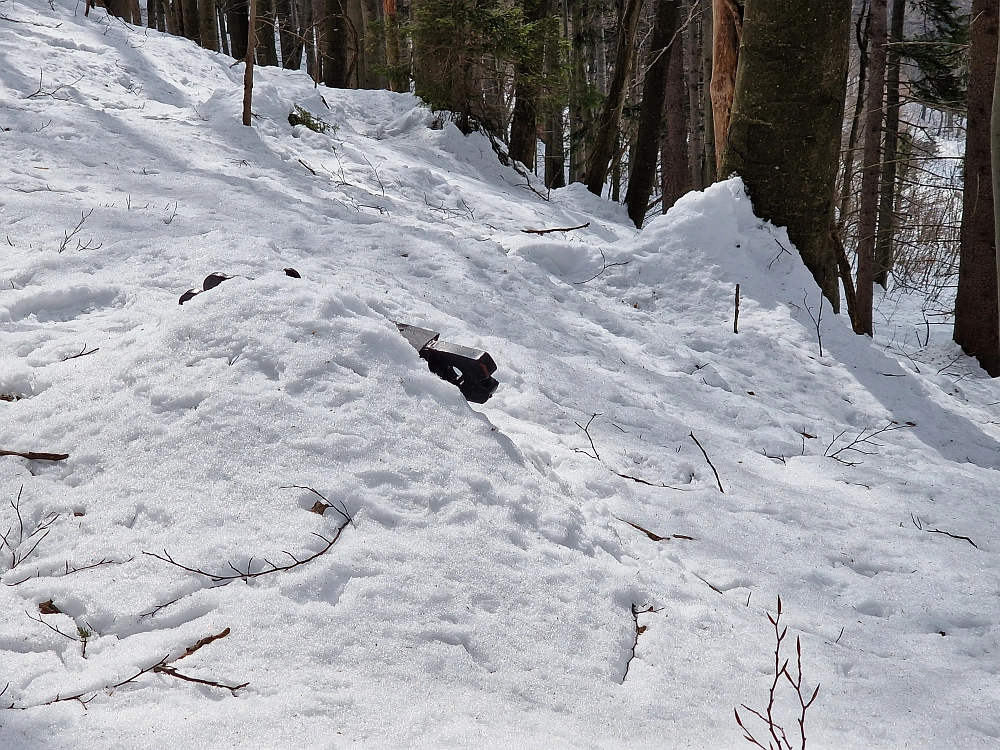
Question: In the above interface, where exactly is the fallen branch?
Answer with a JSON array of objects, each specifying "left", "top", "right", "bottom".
[
  {"left": 734, "top": 284, "right": 741, "bottom": 334},
  {"left": 689, "top": 432, "right": 724, "bottom": 493},
  {"left": 2, "top": 487, "right": 59, "bottom": 571},
  {"left": 297, "top": 158, "right": 318, "bottom": 176},
  {"left": 611, "top": 515, "right": 694, "bottom": 542},
  {"left": 143, "top": 526, "right": 348, "bottom": 584},
  {"left": 0, "top": 449, "right": 69, "bottom": 461},
  {"left": 910, "top": 514, "right": 978, "bottom": 548},
  {"left": 824, "top": 421, "right": 913, "bottom": 466},
  {"left": 5, "top": 556, "right": 131, "bottom": 587},
  {"left": 521, "top": 222, "right": 590, "bottom": 235}
]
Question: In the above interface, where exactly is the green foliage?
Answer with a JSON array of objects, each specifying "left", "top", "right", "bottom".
[
  {"left": 410, "top": 0, "right": 566, "bottom": 134},
  {"left": 288, "top": 105, "right": 336, "bottom": 135},
  {"left": 897, "top": 0, "right": 969, "bottom": 111}
]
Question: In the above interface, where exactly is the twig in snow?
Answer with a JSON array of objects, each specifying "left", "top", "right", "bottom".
[
  {"left": 611, "top": 515, "right": 694, "bottom": 542},
  {"left": 521, "top": 222, "right": 591, "bottom": 235},
  {"left": 823, "top": 421, "right": 913, "bottom": 466},
  {"left": 802, "top": 293, "right": 824, "bottom": 357},
  {"left": 0, "top": 449, "right": 69, "bottom": 461},
  {"left": 297, "top": 158, "right": 318, "bottom": 175},
  {"left": 622, "top": 603, "right": 659, "bottom": 682},
  {"left": 361, "top": 154, "right": 385, "bottom": 197},
  {"left": 574, "top": 414, "right": 602, "bottom": 461},
  {"left": 143, "top": 516, "right": 350, "bottom": 583},
  {"left": 734, "top": 284, "right": 741, "bottom": 334},
  {"left": 280, "top": 485, "right": 353, "bottom": 526},
  {"left": 768, "top": 238, "right": 793, "bottom": 270},
  {"left": 1, "top": 487, "right": 59, "bottom": 571},
  {"left": 58, "top": 209, "right": 98, "bottom": 253},
  {"left": 25, "top": 70, "right": 83, "bottom": 100},
  {"left": 5, "top": 556, "right": 131, "bottom": 587},
  {"left": 574, "top": 249, "right": 630, "bottom": 284},
  {"left": 61, "top": 345, "right": 99, "bottom": 361},
  {"left": 909, "top": 514, "right": 978, "bottom": 548},
  {"left": 689, "top": 432, "right": 724, "bottom": 493},
  {"left": 735, "top": 596, "right": 820, "bottom": 750}
]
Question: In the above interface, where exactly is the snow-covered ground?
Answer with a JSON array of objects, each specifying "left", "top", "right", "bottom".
[{"left": 1, "top": 3, "right": 998, "bottom": 748}]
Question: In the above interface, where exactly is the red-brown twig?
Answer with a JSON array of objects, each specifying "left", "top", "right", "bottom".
[
  {"left": 689, "top": 432, "right": 724, "bottom": 493},
  {"left": 521, "top": 222, "right": 591, "bottom": 234}
]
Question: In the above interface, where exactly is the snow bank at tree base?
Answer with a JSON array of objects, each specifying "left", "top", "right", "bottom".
[{"left": 1, "top": 2, "right": 999, "bottom": 748}]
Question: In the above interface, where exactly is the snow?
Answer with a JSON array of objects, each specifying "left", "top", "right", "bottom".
[{"left": 1, "top": 2, "right": 999, "bottom": 748}]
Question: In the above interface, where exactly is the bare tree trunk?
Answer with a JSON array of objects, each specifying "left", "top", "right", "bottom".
[
  {"left": 855, "top": 0, "right": 886, "bottom": 336},
  {"left": 837, "top": 1, "right": 870, "bottom": 234},
  {"left": 955, "top": 0, "right": 1000, "bottom": 375},
  {"left": 181, "top": 0, "right": 200, "bottom": 41},
  {"left": 710, "top": 0, "right": 740, "bottom": 175},
  {"left": 274, "top": 0, "right": 297, "bottom": 67},
  {"left": 626, "top": 0, "right": 681, "bottom": 227},
  {"left": 874, "top": 0, "right": 903, "bottom": 287},
  {"left": 569, "top": 0, "right": 596, "bottom": 184},
  {"left": 322, "top": 0, "right": 349, "bottom": 86},
  {"left": 685, "top": 1, "right": 704, "bottom": 190},
  {"left": 256, "top": 0, "right": 278, "bottom": 65},
  {"left": 243, "top": 0, "right": 257, "bottom": 127},
  {"left": 586, "top": 0, "right": 644, "bottom": 195},
  {"left": 701, "top": 0, "right": 715, "bottom": 185},
  {"left": 228, "top": 0, "right": 250, "bottom": 59},
  {"left": 510, "top": 0, "right": 548, "bottom": 169},
  {"left": 217, "top": 4, "right": 230, "bottom": 54},
  {"left": 200, "top": 0, "right": 220, "bottom": 49},
  {"left": 661, "top": 28, "right": 689, "bottom": 211},
  {"left": 544, "top": 0, "right": 566, "bottom": 189}
]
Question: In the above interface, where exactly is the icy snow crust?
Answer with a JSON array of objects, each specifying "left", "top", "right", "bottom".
[{"left": 1, "top": 3, "right": 998, "bottom": 748}]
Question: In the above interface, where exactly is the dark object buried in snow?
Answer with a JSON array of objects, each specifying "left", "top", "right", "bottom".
[
  {"left": 179, "top": 272, "right": 234, "bottom": 304},
  {"left": 396, "top": 323, "right": 498, "bottom": 404}
]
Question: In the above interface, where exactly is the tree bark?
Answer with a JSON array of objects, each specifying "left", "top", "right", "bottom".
[
  {"left": 510, "top": 0, "right": 548, "bottom": 169},
  {"left": 685, "top": 1, "right": 704, "bottom": 190},
  {"left": 243, "top": 0, "right": 257, "bottom": 126},
  {"left": 874, "top": 0, "right": 903, "bottom": 287},
  {"left": 701, "top": 0, "right": 715, "bottom": 185},
  {"left": 199, "top": 0, "right": 220, "bottom": 50},
  {"left": 720, "top": 0, "right": 850, "bottom": 312},
  {"left": 228, "top": 0, "right": 250, "bottom": 60},
  {"left": 855, "top": 0, "right": 886, "bottom": 335},
  {"left": 710, "top": 0, "right": 740, "bottom": 175},
  {"left": 625, "top": 0, "right": 681, "bottom": 227},
  {"left": 585, "top": 0, "right": 644, "bottom": 195},
  {"left": 322, "top": 0, "right": 350, "bottom": 86},
  {"left": 836, "top": 1, "right": 870, "bottom": 235},
  {"left": 181, "top": 0, "right": 201, "bottom": 42},
  {"left": 955, "top": 0, "right": 1000, "bottom": 375},
  {"left": 256, "top": 0, "right": 279, "bottom": 66},
  {"left": 661, "top": 29, "right": 689, "bottom": 211}
]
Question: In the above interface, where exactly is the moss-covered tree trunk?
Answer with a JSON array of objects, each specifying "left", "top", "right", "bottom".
[
  {"left": 955, "top": 0, "right": 1000, "bottom": 376},
  {"left": 625, "top": 0, "right": 681, "bottom": 227},
  {"left": 720, "top": 0, "right": 850, "bottom": 312}
]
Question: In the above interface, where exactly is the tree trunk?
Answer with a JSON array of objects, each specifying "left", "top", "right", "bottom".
[
  {"left": 625, "top": 0, "right": 681, "bottom": 227},
  {"left": 181, "top": 0, "right": 200, "bottom": 41},
  {"left": 200, "top": 0, "right": 220, "bottom": 50},
  {"left": 228, "top": 0, "right": 250, "bottom": 60},
  {"left": 323, "top": 0, "right": 350, "bottom": 86},
  {"left": 568, "top": 0, "right": 596, "bottom": 184},
  {"left": 836, "top": 1, "right": 870, "bottom": 235},
  {"left": 685, "top": 1, "right": 704, "bottom": 191},
  {"left": 383, "top": 0, "right": 402, "bottom": 89},
  {"left": 855, "top": 0, "right": 886, "bottom": 335},
  {"left": 274, "top": 0, "right": 297, "bottom": 67},
  {"left": 661, "top": 29, "right": 689, "bottom": 211},
  {"left": 585, "top": 0, "right": 644, "bottom": 195},
  {"left": 510, "top": 0, "right": 548, "bottom": 169},
  {"left": 701, "top": 0, "right": 715, "bottom": 185},
  {"left": 256, "top": 0, "right": 278, "bottom": 65},
  {"left": 874, "top": 0, "right": 903, "bottom": 287},
  {"left": 710, "top": 0, "right": 740, "bottom": 175},
  {"left": 720, "top": 0, "right": 850, "bottom": 312},
  {"left": 243, "top": 0, "right": 257, "bottom": 126},
  {"left": 955, "top": 0, "right": 1000, "bottom": 375}
]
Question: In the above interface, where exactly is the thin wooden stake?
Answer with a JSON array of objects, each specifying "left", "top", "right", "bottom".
[{"left": 734, "top": 283, "right": 740, "bottom": 333}]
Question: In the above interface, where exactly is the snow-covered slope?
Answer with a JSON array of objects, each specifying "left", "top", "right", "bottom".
[{"left": 1, "top": 3, "right": 998, "bottom": 748}]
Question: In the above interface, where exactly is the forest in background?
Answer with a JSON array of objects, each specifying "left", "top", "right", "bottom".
[{"left": 91, "top": 0, "right": 996, "bottom": 373}]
